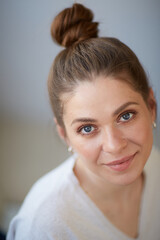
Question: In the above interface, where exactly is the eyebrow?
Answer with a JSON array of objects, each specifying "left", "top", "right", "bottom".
[
  {"left": 113, "top": 101, "right": 139, "bottom": 116},
  {"left": 71, "top": 101, "right": 139, "bottom": 126},
  {"left": 71, "top": 118, "right": 97, "bottom": 126}
]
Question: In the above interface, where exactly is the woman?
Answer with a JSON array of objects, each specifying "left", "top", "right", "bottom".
[{"left": 7, "top": 3, "right": 159, "bottom": 240}]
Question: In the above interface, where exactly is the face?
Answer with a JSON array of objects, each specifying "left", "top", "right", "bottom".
[{"left": 58, "top": 74, "right": 156, "bottom": 186}]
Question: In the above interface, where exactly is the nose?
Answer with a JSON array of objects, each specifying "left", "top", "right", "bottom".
[{"left": 102, "top": 126, "right": 127, "bottom": 154}]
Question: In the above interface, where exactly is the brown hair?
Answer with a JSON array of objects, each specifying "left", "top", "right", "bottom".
[{"left": 48, "top": 3, "right": 150, "bottom": 127}]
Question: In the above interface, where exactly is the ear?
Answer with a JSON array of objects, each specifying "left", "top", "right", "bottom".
[
  {"left": 54, "top": 118, "right": 66, "bottom": 141},
  {"left": 148, "top": 88, "right": 156, "bottom": 122},
  {"left": 54, "top": 118, "right": 71, "bottom": 147}
]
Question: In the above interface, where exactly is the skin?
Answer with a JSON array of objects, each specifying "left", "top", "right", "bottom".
[
  {"left": 57, "top": 74, "right": 155, "bottom": 185},
  {"left": 55, "top": 73, "right": 156, "bottom": 237}
]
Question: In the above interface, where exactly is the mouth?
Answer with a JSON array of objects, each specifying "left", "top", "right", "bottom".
[{"left": 105, "top": 153, "right": 137, "bottom": 172}]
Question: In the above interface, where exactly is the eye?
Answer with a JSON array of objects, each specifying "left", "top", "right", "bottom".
[
  {"left": 78, "top": 125, "right": 96, "bottom": 135},
  {"left": 118, "top": 111, "right": 136, "bottom": 122}
]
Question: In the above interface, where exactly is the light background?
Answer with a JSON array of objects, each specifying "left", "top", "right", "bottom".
[{"left": 0, "top": 0, "right": 160, "bottom": 232}]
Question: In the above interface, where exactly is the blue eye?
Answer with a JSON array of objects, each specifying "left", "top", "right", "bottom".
[
  {"left": 119, "top": 112, "right": 134, "bottom": 122},
  {"left": 81, "top": 126, "right": 95, "bottom": 135}
]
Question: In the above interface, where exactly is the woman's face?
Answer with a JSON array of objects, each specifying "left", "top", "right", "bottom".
[{"left": 59, "top": 74, "right": 156, "bottom": 185}]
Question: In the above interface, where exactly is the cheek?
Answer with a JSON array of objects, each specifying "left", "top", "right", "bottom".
[
  {"left": 128, "top": 118, "right": 153, "bottom": 145},
  {"left": 71, "top": 137, "right": 101, "bottom": 161}
]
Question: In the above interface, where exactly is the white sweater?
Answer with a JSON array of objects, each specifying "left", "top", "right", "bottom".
[{"left": 7, "top": 148, "right": 160, "bottom": 240}]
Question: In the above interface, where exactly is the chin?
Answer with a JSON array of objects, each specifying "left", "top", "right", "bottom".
[{"left": 110, "top": 171, "right": 143, "bottom": 186}]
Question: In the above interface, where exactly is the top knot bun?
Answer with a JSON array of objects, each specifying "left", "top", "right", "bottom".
[{"left": 51, "top": 3, "right": 99, "bottom": 48}]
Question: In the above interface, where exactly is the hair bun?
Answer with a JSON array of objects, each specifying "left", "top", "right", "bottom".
[{"left": 51, "top": 3, "right": 99, "bottom": 47}]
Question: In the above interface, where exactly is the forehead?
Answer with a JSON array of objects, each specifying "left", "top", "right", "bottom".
[{"left": 63, "top": 75, "right": 143, "bottom": 119}]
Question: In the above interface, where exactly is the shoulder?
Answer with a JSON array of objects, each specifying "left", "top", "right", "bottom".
[
  {"left": 7, "top": 155, "right": 78, "bottom": 240},
  {"left": 20, "top": 154, "right": 76, "bottom": 212},
  {"left": 143, "top": 146, "right": 160, "bottom": 203},
  {"left": 141, "top": 147, "right": 160, "bottom": 238}
]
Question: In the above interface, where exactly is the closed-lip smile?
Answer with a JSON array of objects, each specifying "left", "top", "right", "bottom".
[
  {"left": 104, "top": 152, "right": 137, "bottom": 172},
  {"left": 106, "top": 153, "right": 136, "bottom": 166}
]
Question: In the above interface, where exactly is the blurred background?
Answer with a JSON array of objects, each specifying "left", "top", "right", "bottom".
[{"left": 0, "top": 0, "right": 160, "bottom": 236}]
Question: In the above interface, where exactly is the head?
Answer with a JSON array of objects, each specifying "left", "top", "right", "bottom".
[
  {"left": 48, "top": 4, "right": 156, "bottom": 185},
  {"left": 48, "top": 3, "right": 154, "bottom": 130}
]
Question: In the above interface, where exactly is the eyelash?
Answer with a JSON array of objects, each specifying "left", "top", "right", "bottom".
[
  {"left": 117, "top": 110, "right": 137, "bottom": 123},
  {"left": 77, "top": 110, "right": 137, "bottom": 136},
  {"left": 77, "top": 125, "right": 97, "bottom": 136}
]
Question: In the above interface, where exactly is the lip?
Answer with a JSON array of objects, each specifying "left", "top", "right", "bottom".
[{"left": 105, "top": 153, "right": 137, "bottom": 172}]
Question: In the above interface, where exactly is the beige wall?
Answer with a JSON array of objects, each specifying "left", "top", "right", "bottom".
[{"left": 0, "top": 118, "right": 69, "bottom": 209}]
